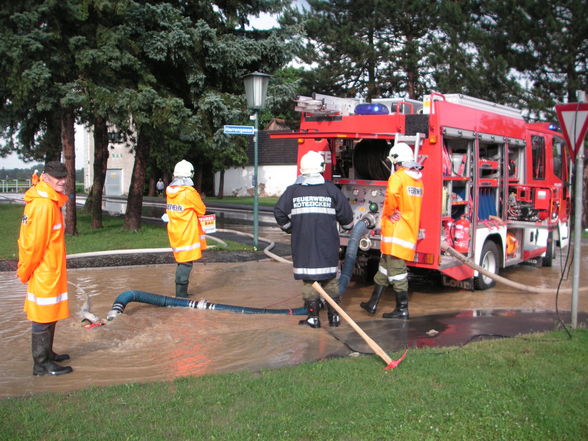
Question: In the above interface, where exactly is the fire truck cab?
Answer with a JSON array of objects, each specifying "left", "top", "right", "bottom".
[{"left": 271, "top": 92, "right": 571, "bottom": 290}]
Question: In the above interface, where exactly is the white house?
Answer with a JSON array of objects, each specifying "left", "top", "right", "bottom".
[
  {"left": 214, "top": 130, "right": 298, "bottom": 197},
  {"left": 80, "top": 124, "right": 299, "bottom": 198},
  {"left": 80, "top": 127, "right": 135, "bottom": 196}
]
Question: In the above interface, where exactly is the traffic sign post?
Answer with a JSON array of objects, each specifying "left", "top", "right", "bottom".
[
  {"left": 555, "top": 102, "right": 588, "bottom": 329},
  {"left": 223, "top": 123, "right": 259, "bottom": 248}
]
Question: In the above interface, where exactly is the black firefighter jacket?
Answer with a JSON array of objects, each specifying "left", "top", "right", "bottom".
[{"left": 274, "top": 177, "right": 354, "bottom": 281}]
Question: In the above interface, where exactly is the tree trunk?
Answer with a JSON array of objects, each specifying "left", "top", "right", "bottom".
[
  {"left": 194, "top": 161, "right": 203, "bottom": 193},
  {"left": 123, "top": 130, "right": 149, "bottom": 231},
  {"left": 89, "top": 116, "right": 109, "bottom": 229},
  {"left": 147, "top": 177, "right": 156, "bottom": 196},
  {"left": 218, "top": 169, "right": 225, "bottom": 199},
  {"left": 61, "top": 110, "right": 77, "bottom": 236}
]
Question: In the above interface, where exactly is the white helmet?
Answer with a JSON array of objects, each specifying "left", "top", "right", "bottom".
[
  {"left": 299, "top": 151, "right": 325, "bottom": 175},
  {"left": 173, "top": 160, "right": 194, "bottom": 178},
  {"left": 387, "top": 142, "right": 414, "bottom": 165}
]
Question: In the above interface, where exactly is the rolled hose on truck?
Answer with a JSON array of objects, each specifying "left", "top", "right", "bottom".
[{"left": 441, "top": 242, "right": 588, "bottom": 294}]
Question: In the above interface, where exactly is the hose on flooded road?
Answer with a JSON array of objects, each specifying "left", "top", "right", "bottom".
[
  {"left": 441, "top": 242, "right": 588, "bottom": 294},
  {"left": 106, "top": 290, "right": 306, "bottom": 321}
]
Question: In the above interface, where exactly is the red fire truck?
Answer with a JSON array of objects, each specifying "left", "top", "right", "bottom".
[{"left": 271, "top": 92, "right": 572, "bottom": 289}]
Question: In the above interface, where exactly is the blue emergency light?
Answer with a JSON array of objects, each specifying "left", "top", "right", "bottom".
[{"left": 354, "top": 103, "right": 390, "bottom": 115}]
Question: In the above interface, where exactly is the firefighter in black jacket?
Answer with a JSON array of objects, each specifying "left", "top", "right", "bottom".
[{"left": 274, "top": 151, "right": 354, "bottom": 328}]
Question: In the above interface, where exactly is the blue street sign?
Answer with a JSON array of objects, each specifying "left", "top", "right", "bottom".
[{"left": 223, "top": 125, "right": 256, "bottom": 135}]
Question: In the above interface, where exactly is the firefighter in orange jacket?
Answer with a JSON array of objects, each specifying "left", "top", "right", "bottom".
[
  {"left": 165, "top": 160, "right": 207, "bottom": 298},
  {"left": 360, "top": 143, "right": 424, "bottom": 319},
  {"left": 17, "top": 161, "right": 73, "bottom": 376},
  {"left": 31, "top": 169, "right": 39, "bottom": 186}
]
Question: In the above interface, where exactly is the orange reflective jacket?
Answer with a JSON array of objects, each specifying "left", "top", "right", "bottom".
[
  {"left": 17, "top": 181, "right": 70, "bottom": 323},
  {"left": 380, "top": 168, "right": 424, "bottom": 261},
  {"left": 166, "top": 185, "right": 207, "bottom": 262}
]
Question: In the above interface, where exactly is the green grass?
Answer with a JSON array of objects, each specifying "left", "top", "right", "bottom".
[
  {"left": 1, "top": 204, "right": 23, "bottom": 259},
  {"left": 0, "top": 204, "right": 252, "bottom": 259},
  {"left": 0, "top": 330, "right": 586, "bottom": 440}
]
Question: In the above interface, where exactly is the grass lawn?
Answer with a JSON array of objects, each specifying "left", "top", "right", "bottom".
[
  {"left": 0, "top": 204, "right": 251, "bottom": 260},
  {"left": 0, "top": 330, "right": 586, "bottom": 440}
]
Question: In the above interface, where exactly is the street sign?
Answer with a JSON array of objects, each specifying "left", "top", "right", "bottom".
[
  {"left": 555, "top": 103, "right": 588, "bottom": 159},
  {"left": 223, "top": 125, "right": 255, "bottom": 135}
]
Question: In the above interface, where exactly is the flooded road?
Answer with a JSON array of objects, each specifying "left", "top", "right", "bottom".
[{"left": 1, "top": 242, "right": 586, "bottom": 399}]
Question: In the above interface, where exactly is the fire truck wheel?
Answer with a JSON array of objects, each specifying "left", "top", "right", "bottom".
[
  {"left": 474, "top": 241, "right": 499, "bottom": 290},
  {"left": 541, "top": 232, "right": 555, "bottom": 267}
]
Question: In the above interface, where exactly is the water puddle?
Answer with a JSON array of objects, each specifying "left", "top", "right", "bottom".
[{"left": 1, "top": 243, "right": 586, "bottom": 399}]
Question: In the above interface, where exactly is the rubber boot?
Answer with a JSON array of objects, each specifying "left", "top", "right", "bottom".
[
  {"left": 327, "top": 297, "right": 341, "bottom": 328},
  {"left": 32, "top": 330, "right": 73, "bottom": 376},
  {"left": 382, "top": 291, "right": 409, "bottom": 319},
  {"left": 360, "top": 284, "right": 385, "bottom": 315},
  {"left": 175, "top": 283, "right": 189, "bottom": 298},
  {"left": 175, "top": 262, "right": 192, "bottom": 298},
  {"left": 48, "top": 323, "right": 70, "bottom": 362},
  {"left": 299, "top": 300, "right": 321, "bottom": 328}
]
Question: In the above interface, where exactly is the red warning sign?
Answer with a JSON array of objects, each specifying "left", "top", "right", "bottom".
[{"left": 555, "top": 103, "right": 588, "bottom": 160}]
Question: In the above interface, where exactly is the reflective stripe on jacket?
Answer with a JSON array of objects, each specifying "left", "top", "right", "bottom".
[
  {"left": 274, "top": 179, "right": 353, "bottom": 281},
  {"left": 17, "top": 181, "right": 70, "bottom": 323},
  {"left": 166, "top": 185, "right": 207, "bottom": 263},
  {"left": 380, "top": 168, "right": 424, "bottom": 261}
]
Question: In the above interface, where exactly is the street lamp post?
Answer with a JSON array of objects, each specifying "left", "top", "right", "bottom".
[{"left": 243, "top": 71, "right": 271, "bottom": 250}]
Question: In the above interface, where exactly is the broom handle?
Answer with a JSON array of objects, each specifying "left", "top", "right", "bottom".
[{"left": 312, "top": 282, "right": 392, "bottom": 365}]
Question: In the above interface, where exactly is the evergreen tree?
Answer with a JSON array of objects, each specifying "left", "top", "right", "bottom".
[
  {"left": 0, "top": 1, "right": 86, "bottom": 234},
  {"left": 475, "top": 0, "right": 587, "bottom": 117},
  {"left": 280, "top": 0, "right": 442, "bottom": 100}
]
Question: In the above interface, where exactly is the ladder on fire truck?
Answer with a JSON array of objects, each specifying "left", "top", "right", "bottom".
[{"left": 294, "top": 93, "right": 423, "bottom": 116}]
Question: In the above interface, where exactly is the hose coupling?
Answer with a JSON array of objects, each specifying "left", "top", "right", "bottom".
[
  {"left": 106, "top": 309, "right": 122, "bottom": 321},
  {"left": 360, "top": 213, "right": 377, "bottom": 229},
  {"left": 359, "top": 236, "right": 372, "bottom": 251}
]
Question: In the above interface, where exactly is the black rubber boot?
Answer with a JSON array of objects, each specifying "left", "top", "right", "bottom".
[
  {"left": 327, "top": 297, "right": 341, "bottom": 328},
  {"left": 175, "top": 283, "right": 189, "bottom": 298},
  {"left": 175, "top": 262, "right": 192, "bottom": 298},
  {"left": 299, "top": 300, "right": 321, "bottom": 328},
  {"left": 360, "top": 284, "right": 386, "bottom": 315},
  {"left": 48, "top": 323, "right": 70, "bottom": 362},
  {"left": 32, "top": 330, "right": 73, "bottom": 376},
  {"left": 382, "top": 291, "right": 409, "bottom": 319}
]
